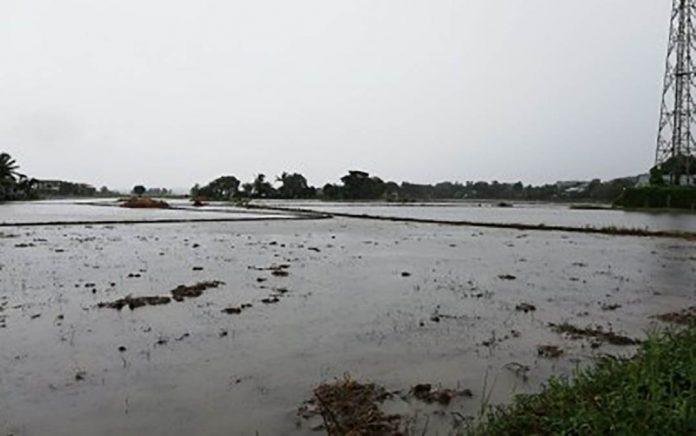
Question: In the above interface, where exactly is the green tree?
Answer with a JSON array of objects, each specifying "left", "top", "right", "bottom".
[
  {"left": 132, "top": 185, "right": 146, "bottom": 196},
  {"left": 16, "top": 177, "right": 38, "bottom": 199},
  {"left": 650, "top": 166, "right": 666, "bottom": 186},
  {"left": 0, "top": 153, "right": 22, "bottom": 184},
  {"left": 196, "top": 176, "right": 240, "bottom": 200},
  {"left": 0, "top": 152, "right": 27, "bottom": 201},
  {"left": 251, "top": 174, "right": 275, "bottom": 198},
  {"left": 277, "top": 172, "right": 316, "bottom": 199},
  {"left": 241, "top": 183, "right": 253, "bottom": 198},
  {"left": 340, "top": 170, "right": 386, "bottom": 199}
]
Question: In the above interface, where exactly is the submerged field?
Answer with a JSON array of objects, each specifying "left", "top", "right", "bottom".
[{"left": 0, "top": 201, "right": 694, "bottom": 435}]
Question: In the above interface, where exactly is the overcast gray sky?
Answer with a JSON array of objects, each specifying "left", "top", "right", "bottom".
[{"left": 0, "top": 0, "right": 670, "bottom": 191}]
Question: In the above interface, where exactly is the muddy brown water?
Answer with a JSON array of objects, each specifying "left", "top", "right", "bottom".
[{"left": 1, "top": 203, "right": 695, "bottom": 435}]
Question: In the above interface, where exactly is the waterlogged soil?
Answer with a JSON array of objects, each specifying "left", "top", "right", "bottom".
[{"left": 0, "top": 216, "right": 695, "bottom": 435}]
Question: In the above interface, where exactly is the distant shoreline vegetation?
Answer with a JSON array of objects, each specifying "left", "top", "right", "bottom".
[
  {"left": 190, "top": 170, "right": 639, "bottom": 204},
  {"left": 3, "top": 151, "right": 694, "bottom": 205}
]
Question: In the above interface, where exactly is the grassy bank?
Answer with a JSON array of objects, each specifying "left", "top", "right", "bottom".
[{"left": 471, "top": 322, "right": 696, "bottom": 435}]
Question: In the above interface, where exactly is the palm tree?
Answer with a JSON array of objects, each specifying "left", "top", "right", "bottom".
[
  {"left": 0, "top": 152, "right": 23, "bottom": 183},
  {"left": 16, "top": 176, "right": 38, "bottom": 199}
]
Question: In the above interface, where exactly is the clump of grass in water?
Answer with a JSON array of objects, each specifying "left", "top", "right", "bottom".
[{"left": 469, "top": 325, "right": 696, "bottom": 435}]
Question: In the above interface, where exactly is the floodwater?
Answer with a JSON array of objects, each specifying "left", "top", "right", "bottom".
[
  {"left": 1, "top": 201, "right": 695, "bottom": 435},
  {"left": 256, "top": 200, "right": 696, "bottom": 232},
  {"left": 0, "top": 200, "right": 295, "bottom": 224}
]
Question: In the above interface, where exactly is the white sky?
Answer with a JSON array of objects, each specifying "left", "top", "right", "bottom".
[{"left": 0, "top": 0, "right": 670, "bottom": 191}]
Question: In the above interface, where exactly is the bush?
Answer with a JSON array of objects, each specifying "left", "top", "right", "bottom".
[{"left": 615, "top": 186, "right": 696, "bottom": 210}]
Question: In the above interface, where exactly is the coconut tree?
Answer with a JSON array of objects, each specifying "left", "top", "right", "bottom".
[
  {"left": 0, "top": 152, "right": 22, "bottom": 183},
  {"left": 16, "top": 176, "right": 38, "bottom": 199}
]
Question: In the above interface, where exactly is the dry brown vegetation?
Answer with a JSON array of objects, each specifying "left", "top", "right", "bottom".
[
  {"left": 301, "top": 376, "right": 400, "bottom": 435},
  {"left": 653, "top": 306, "right": 696, "bottom": 325}
]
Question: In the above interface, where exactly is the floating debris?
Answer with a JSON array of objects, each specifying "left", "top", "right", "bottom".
[
  {"left": 223, "top": 307, "right": 242, "bottom": 314},
  {"left": 503, "top": 362, "right": 530, "bottom": 382},
  {"left": 98, "top": 295, "right": 171, "bottom": 311},
  {"left": 653, "top": 306, "right": 696, "bottom": 325},
  {"left": 261, "top": 296, "right": 280, "bottom": 304},
  {"left": 498, "top": 274, "right": 517, "bottom": 280},
  {"left": 171, "top": 281, "right": 224, "bottom": 302},
  {"left": 300, "top": 376, "right": 399, "bottom": 435},
  {"left": 537, "top": 345, "right": 564, "bottom": 358},
  {"left": 248, "top": 264, "right": 290, "bottom": 272},
  {"left": 515, "top": 303, "right": 536, "bottom": 313},
  {"left": 549, "top": 322, "right": 640, "bottom": 346},
  {"left": 410, "top": 383, "right": 472, "bottom": 405}
]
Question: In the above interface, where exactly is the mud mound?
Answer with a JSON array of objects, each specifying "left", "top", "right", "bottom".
[{"left": 121, "top": 197, "right": 171, "bottom": 209}]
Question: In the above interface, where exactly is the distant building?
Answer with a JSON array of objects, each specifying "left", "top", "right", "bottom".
[
  {"left": 555, "top": 180, "right": 589, "bottom": 194},
  {"left": 635, "top": 174, "right": 650, "bottom": 187},
  {"left": 35, "top": 180, "right": 97, "bottom": 197},
  {"left": 35, "top": 180, "right": 62, "bottom": 193},
  {"left": 635, "top": 173, "right": 695, "bottom": 187}
]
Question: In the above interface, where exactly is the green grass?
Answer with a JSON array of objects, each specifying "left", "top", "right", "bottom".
[{"left": 470, "top": 325, "right": 696, "bottom": 435}]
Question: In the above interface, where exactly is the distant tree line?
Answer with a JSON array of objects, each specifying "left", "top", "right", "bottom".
[
  {"left": 191, "top": 169, "right": 638, "bottom": 203},
  {"left": 130, "top": 186, "right": 173, "bottom": 197},
  {"left": 0, "top": 151, "right": 647, "bottom": 204},
  {"left": 1, "top": 152, "right": 117, "bottom": 201},
  {"left": 0, "top": 152, "right": 38, "bottom": 201},
  {"left": 191, "top": 172, "right": 317, "bottom": 200}
]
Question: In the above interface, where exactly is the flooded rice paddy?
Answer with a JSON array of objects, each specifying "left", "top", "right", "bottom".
[
  {"left": 1, "top": 201, "right": 695, "bottom": 435},
  {"left": 257, "top": 200, "right": 696, "bottom": 233}
]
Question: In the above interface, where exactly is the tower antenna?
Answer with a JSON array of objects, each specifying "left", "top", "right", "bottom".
[{"left": 656, "top": 0, "right": 696, "bottom": 185}]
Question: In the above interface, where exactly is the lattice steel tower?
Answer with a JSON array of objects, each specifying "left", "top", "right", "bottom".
[{"left": 656, "top": 0, "right": 696, "bottom": 185}]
